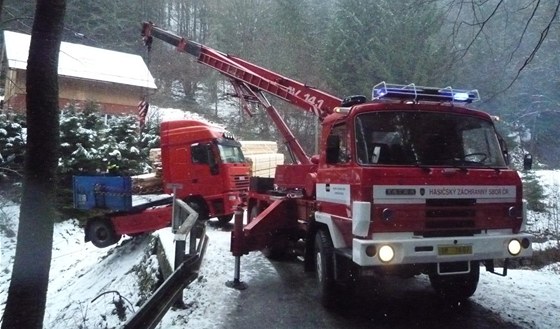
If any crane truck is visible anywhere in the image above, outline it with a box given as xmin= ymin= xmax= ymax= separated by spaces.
xmin=74 ymin=119 xmax=250 ymax=248
xmin=142 ymin=22 xmax=533 ymax=303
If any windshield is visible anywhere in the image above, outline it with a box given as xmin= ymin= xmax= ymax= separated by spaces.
xmin=217 ymin=143 xmax=246 ymax=164
xmin=355 ymin=111 xmax=506 ymax=167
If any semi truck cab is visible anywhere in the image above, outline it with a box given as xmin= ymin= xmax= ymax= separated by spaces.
xmin=160 ymin=120 xmax=250 ymax=221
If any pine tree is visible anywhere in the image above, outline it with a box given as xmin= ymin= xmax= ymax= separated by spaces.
xmin=324 ymin=0 xmax=453 ymax=97
xmin=523 ymin=171 xmax=547 ymax=212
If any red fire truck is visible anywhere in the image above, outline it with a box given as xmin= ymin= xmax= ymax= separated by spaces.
xmin=142 ymin=22 xmax=533 ymax=303
xmin=74 ymin=119 xmax=250 ymax=248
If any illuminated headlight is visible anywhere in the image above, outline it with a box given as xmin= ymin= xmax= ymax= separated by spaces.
xmin=507 ymin=239 xmax=522 ymax=256
xmin=378 ymin=245 xmax=395 ymax=263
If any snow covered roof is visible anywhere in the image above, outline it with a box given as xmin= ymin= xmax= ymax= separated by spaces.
xmin=3 ymin=30 xmax=157 ymax=89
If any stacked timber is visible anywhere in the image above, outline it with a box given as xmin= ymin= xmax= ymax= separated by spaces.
xmin=239 ymin=141 xmax=279 ymax=155
xmin=247 ymin=153 xmax=284 ymax=177
xmin=131 ymin=148 xmax=163 ymax=194
xmin=131 ymin=172 xmax=163 ymax=194
xmin=149 ymin=148 xmax=163 ymax=176
xmin=240 ymin=141 xmax=285 ymax=178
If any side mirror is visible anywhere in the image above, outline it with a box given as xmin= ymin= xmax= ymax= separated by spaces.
xmin=523 ymin=154 xmax=533 ymax=171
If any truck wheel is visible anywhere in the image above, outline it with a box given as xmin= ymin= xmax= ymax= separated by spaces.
xmin=217 ymin=215 xmax=232 ymax=224
xmin=186 ymin=199 xmax=209 ymax=221
xmin=429 ymin=261 xmax=480 ymax=302
xmin=87 ymin=218 xmax=119 ymax=248
xmin=314 ymin=229 xmax=337 ymax=306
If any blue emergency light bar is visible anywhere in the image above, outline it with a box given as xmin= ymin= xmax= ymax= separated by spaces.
xmin=372 ymin=82 xmax=480 ymax=104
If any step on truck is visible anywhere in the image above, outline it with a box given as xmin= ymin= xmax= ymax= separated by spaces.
xmin=74 ymin=119 xmax=250 ymax=248
xmin=142 ymin=22 xmax=533 ymax=303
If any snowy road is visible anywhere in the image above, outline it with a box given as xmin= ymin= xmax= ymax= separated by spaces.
xmin=221 ymin=259 xmax=523 ymax=329
xmin=160 ymin=223 xmax=555 ymax=329
xmin=1 ymin=203 xmax=559 ymax=329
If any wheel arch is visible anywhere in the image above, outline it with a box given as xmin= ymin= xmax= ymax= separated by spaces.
xmin=314 ymin=212 xmax=346 ymax=248
xmin=182 ymin=195 xmax=210 ymax=220
xmin=304 ymin=212 xmax=350 ymax=272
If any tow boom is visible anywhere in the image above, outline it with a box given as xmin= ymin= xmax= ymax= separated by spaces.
xmin=141 ymin=22 xmax=342 ymax=164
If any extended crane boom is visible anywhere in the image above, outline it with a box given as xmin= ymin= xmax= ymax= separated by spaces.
xmin=141 ymin=21 xmax=342 ymax=164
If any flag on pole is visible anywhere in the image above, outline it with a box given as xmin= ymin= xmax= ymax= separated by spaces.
xmin=138 ymin=99 xmax=149 ymax=130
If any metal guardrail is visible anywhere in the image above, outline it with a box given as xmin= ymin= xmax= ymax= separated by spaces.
xmin=122 ymin=196 xmax=207 ymax=329
xmin=122 ymin=230 xmax=208 ymax=329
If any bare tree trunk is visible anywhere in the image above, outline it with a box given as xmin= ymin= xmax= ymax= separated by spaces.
xmin=1 ymin=1 xmax=66 ymax=328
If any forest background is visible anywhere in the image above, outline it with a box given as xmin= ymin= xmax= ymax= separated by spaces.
xmin=1 ymin=0 xmax=559 ymax=178
xmin=0 ymin=1 xmax=558 ymax=326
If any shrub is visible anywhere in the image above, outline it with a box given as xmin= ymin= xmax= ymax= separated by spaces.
xmin=0 ymin=112 xmax=26 ymax=179
xmin=522 ymin=171 xmax=547 ymax=212
xmin=0 ymin=103 xmax=160 ymax=215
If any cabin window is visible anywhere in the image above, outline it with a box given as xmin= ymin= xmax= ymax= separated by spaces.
xmin=326 ymin=123 xmax=350 ymax=164
xmin=191 ymin=143 xmax=209 ymax=164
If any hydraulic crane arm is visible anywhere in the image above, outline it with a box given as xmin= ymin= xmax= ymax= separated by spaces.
xmin=141 ymin=22 xmax=341 ymax=117
xmin=141 ymin=22 xmax=343 ymax=164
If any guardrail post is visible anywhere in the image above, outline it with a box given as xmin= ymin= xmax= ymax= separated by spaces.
xmin=123 ymin=183 xmax=206 ymax=328
xmin=167 ymin=183 xmax=187 ymax=308
xmin=226 ymin=206 xmax=247 ymax=290
xmin=173 ymin=239 xmax=186 ymax=308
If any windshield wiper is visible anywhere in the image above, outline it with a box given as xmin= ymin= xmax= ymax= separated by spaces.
xmin=450 ymin=158 xmax=505 ymax=172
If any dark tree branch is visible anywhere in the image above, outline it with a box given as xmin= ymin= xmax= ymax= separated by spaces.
xmin=508 ymin=0 xmax=540 ymax=63
xmin=456 ymin=0 xmax=504 ymax=62
xmin=509 ymin=0 xmax=560 ymax=87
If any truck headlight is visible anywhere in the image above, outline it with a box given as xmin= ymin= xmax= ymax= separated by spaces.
xmin=507 ymin=239 xmax=522 ymax=256
xmin=378 ymin=245 xmax=395 ymax=263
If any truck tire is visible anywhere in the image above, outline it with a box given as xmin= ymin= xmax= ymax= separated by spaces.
xmin=314 ymin=229 xmax=338 ymax=306
xmin=429 ymin=261 xmax=480 ymax=302
xmin=86 ymin=218 xmax=119 ymax=248
xmin=185 ymin=199 xmax=209 ymax=221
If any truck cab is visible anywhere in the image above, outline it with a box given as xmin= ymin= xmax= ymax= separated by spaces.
xmin=78 ymin=119 xmax=250 ymax=249
xmin=160 ymin=120 xmax=250 ymax=222
xmin=306 ymin=83 xmax=532 ymax=301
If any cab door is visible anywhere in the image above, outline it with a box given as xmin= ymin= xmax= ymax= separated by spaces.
xmin=188 ymin=142 xmax=223 ymax=196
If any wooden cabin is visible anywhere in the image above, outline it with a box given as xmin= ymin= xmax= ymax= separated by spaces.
xmin=1 ymin=30 xmax=157 ymax=115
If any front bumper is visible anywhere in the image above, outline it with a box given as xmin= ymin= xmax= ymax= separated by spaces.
xmin=352 ymin=231 xmax=533 ymax=266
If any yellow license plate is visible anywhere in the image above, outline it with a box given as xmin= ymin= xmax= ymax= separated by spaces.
xmin=438 ymin=245 xmax=472 ymax=256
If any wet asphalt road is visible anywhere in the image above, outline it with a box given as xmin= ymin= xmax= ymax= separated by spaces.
xmin=210 ymin=224 xmax=524 ymax=329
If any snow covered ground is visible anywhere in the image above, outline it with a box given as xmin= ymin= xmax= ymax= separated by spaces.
xmin=1 ymin=171 xmax=560 ymax=328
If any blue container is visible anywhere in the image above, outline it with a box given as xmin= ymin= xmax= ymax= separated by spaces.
xmin=73 ymin=175 xmax=133 ymax=211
